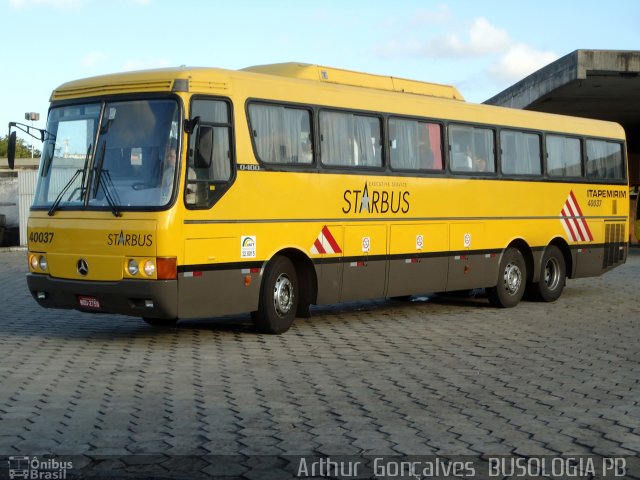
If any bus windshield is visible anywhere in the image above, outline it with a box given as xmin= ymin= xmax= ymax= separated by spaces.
xmin=33 ymin=98 xmax=180 ymax=211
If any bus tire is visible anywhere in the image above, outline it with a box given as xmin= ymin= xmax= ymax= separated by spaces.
xmin=143 ymin=317 xmax=178 ymax=327
xmin=487 ymin=247 xmax=526 ymax=308
xmin=253 ymin=255 xmax=298 ymax=334
xmin=529 ymin=245 xmax=566 ymax=302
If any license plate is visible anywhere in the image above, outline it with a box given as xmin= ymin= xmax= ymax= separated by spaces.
xmin=78 ymin=296 xmax=101 ymax=310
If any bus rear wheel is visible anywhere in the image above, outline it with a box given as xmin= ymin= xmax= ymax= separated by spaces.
xmin=253 ymin=255 xmax=298 ymax=334
xmin=487 ymin=247 xmax=526 ymax=308
xmin=529 ymin=245 xmax=566 ymax=302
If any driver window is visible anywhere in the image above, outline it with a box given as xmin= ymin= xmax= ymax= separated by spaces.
xmin=187 ymin=99 xmax=233 ymax=207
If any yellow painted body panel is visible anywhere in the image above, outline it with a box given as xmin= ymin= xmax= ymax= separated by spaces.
xmin=28 ymin=213 xmax=160 ymax=280
xmin=183 ymin=171 xmax=628 ymax=263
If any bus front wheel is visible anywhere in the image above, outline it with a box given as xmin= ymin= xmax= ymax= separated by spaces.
xmin=529 ymin=245 xmax=566 ymax=302
xmin=253 ymin=255 xmax=298 ymax=334
xmin=487 ymin=247 xmax=527 ymax=308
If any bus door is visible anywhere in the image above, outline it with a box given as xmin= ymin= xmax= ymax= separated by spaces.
xmin=340 ymin=224 xmax=387 ymax=302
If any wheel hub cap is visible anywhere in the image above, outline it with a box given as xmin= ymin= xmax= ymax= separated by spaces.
xmin=503 ymin=262 xmax=522 ymax=295
xmin=544 ymin=258 xmax=560 ymax=290
xmin=273 ymin=273 xmax=294 ymax=317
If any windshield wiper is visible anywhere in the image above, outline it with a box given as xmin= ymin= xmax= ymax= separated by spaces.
xmin=92 ymin=141 xmax=106 ymax=197
xmin=65 ymin=144 xmax=92 ymax=204
xmin=99 ymin=170 xmax=122 ymax=217
xmin=48 ymin=169 xmax=83 ymax=216
xmin=79 ymin=143 xmax=92 ymax=200
xmin=48 ymin=143 xmax=94 ymax=216
xmin=90 ymin=140 xmax=121 ymax=217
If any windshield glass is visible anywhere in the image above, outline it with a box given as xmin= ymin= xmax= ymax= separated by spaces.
xmin=33 ymin=98 xmax=180 ymax=210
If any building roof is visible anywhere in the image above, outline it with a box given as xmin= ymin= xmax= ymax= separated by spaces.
xmin=484 ymin=50 xmax=640 ymax=127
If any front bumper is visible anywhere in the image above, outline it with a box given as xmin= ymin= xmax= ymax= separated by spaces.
xmin=26 ymin=273 xmax=178 ymax=319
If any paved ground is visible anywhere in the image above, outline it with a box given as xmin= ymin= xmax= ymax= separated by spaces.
xmin=0 ymin=248 xmax=638 ymax=479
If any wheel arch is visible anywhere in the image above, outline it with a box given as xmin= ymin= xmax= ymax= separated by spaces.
xmin=547 ymin=237 xmax=574 ymax=279
xmin=268 ymin=247 xmax=318 ymax=312
xmin=505 ymin=238 xmax=534 ymax=285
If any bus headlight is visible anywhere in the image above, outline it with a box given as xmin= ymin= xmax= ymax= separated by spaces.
xmin=29 ymin=254 xmax=47 ymax=272
xmin=143 ymin=260 xmax=155 ymax=277
xmin=127 ymin=259 xmax=139 ymax=276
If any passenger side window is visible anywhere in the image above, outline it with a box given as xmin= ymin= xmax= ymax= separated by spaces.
xmin=586 ymin=139 xmax=624 ymax=180
xmin=500 ymin=130 xmax=541 ymax=175
xmin=389 ymin=118 xmax=443 ymax=171
xmin=546 ymin=135 xmax=581 ymax=177
xmin=449 ymin=124 xmax=495 ymax=173
xmin=320 ymin=111 xmax=382 ymax=168
xmin=187 ymin=99 xmax=233 ymax=208
xmin=248 ymin=104 xmax=313 ymax=164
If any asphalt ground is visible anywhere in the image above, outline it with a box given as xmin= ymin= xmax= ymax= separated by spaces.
xmin=0 ymin=248 xmax=638 ymax=479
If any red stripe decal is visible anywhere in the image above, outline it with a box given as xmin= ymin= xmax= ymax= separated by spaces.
xmin=564 ymin=201 xmax=586 ymax=241
xmin=569 ymin=191 xmax=584 ymax=216
xmin=561 ymin=207 xmax=579 ymax=242
xmin=321 ymin=226 xmax=342 ymax=253
xmin=568 ymin=191 xmax=593 ymax=241
xmin=314 ymin=238 xmax=326 ymax=254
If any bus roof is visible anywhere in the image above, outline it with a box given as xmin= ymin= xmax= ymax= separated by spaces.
xmin=51 ymin=63 xmax=465 ymax=102
xmin=241 ymin=63 xmax=465 ymax=101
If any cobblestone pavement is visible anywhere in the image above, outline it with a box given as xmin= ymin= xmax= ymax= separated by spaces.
xmin=0 ymin=249 xmax=638 ymax=479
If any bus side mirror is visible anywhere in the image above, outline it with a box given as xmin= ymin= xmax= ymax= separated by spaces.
xmin=7 ymin=131 xmax=17 ymax=170
xmin=195 ymin=126 xmax=213 ymax=169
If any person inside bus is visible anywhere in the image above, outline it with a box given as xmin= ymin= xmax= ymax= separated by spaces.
xmin=475 ymin=156 xmax=487 ymax=172
xmin=160 ymin=141 xmax=177 ymax=198
xmin=300 ymin=138 xmax=313 ymax=163
xmin=464 ymin=145 xmax=474 ymax=170
xmin=185 ymin=166 xmax=197 ymax=204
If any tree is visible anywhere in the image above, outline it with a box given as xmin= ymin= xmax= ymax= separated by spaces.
xmin=0 ymin=134 xmax=41 ymax=158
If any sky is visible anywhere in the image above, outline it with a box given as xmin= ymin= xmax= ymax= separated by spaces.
xmin=2 ymin=0 xmax=639 ymax=144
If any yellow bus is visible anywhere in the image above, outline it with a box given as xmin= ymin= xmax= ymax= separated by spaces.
xmin=9 ymin=63 xmax=629 ymax=333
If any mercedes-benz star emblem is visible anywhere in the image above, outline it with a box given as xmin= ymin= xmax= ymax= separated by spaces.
xmin=77 ymin=259 xmax=89 ymax=276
